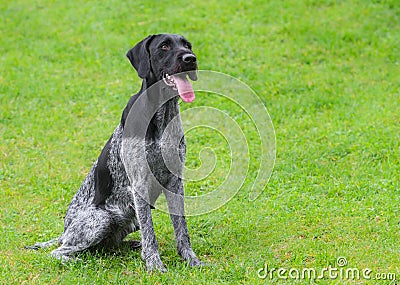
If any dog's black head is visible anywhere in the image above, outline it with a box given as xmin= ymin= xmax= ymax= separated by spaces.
xmin=127 ymin=34 xmax=197 ymax=103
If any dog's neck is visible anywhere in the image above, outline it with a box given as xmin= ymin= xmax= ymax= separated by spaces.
xmin=122 ymin=76 xmax=182 ymax=141
xmin=142 ymin=78 xmax=181 ymax=140
xmin=147 ymin=96 xmax=180 ymax=140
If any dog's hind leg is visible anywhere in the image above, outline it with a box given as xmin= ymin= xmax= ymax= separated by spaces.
xmin=164 ymin=177 xmax=203 ymax=267
xmin=51 ymin=207 xmax=114 ymax=261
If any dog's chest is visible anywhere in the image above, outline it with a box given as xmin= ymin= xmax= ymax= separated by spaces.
xmin=145 ymin=126 xmax=185 ymax=184
xmin=121 ymin=99 xmax=185 ymax=185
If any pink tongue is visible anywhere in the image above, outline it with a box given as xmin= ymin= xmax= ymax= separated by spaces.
xmin=172 ymin=75 xmax=195 ymax=103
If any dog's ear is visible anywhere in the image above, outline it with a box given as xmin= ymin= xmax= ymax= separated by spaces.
xmin=126 ymin=35 xmax=156 ymax=79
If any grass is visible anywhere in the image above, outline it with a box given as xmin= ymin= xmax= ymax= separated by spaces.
xmin=1 ymin=0 xmax=399 ymax=284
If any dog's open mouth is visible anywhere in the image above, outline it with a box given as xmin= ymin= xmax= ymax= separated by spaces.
xmin=163 ymin=72 xmax=196 ymax=103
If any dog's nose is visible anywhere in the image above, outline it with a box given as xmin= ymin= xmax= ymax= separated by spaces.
xmin=182 ymin=53 xmax=197 ymax=64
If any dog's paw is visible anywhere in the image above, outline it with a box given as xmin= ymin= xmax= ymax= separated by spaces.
xmin=51 ymin=252 xmax=75 ymax=264
xmin=179 ymin=248 xmax=205 ymax=268
xmin=188 ymin=257 xmax=206 ymax=268
xmin=51 ymin=248 xmax=81 ymax=264
xmin=145 ymin=255 xmax=167 ymax=273
xmin=127 ymin=240 xmax=141 ymax=250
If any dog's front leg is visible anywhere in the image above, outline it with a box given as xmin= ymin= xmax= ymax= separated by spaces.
xmin=165 ymin=178 xmax=203 ymax=267
xmin=133 ymin=187 xmax=167 ymax=272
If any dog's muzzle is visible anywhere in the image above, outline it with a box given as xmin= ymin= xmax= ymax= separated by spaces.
xmin=162 ymin=71 xmax=197 ymax=103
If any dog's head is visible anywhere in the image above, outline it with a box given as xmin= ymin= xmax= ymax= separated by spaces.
xmin=127 ymin=34 xmax=197 ymax=103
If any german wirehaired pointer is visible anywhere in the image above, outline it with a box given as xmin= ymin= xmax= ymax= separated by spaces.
xmin=28 ymin=34 xmax=202 ymax=272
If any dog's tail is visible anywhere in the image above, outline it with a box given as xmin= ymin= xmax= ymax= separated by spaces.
xmin=25 ymin=238 xmax=58 ymax=250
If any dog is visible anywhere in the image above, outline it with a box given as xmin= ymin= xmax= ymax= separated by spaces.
xmin=27 ymin=34 xmax=202 ymax=272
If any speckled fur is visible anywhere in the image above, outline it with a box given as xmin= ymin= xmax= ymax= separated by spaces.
xmin=122 ymin=97 xmax=202 ymax=272
xmin=51 ymin=124 xmax=139 ymax=259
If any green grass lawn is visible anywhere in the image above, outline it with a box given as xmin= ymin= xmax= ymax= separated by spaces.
xmin=1 ymin=0 xmax=399 ymax=284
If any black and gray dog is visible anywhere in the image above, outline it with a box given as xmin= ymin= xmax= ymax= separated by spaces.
xmin=28 ymin=34 xmax=202 ymax=272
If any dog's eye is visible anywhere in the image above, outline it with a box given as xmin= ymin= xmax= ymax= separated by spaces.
xmin=161 ymin=44 xmax=170 ymax=51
